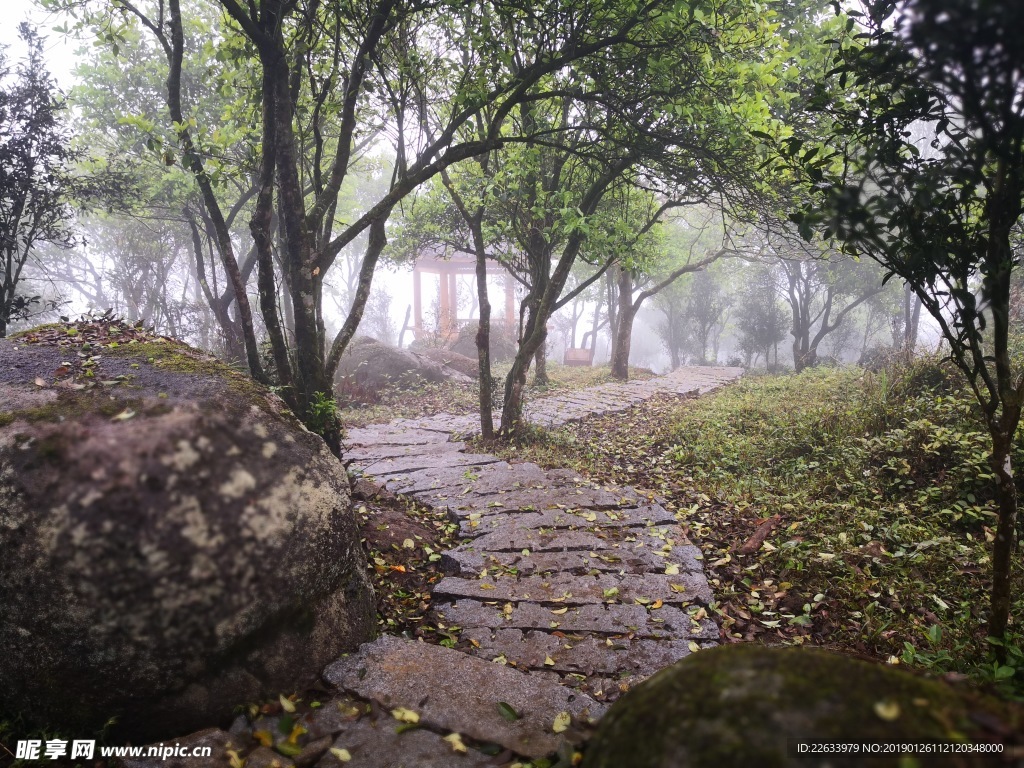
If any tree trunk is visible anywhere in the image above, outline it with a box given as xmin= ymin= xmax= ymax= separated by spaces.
xmin=610 ymin=267 xmax=634 ymax=380
xmin=474 ymin=236 xmax=494 ymax=441
xmin=533 ymin=340 xmax=549 ymax=386
xmin=987 ymin=428 xmax=1018 ymax=651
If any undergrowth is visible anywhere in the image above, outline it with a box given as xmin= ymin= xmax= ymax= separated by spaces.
xmin=504 ymin=357 xmax=1024 ymax=699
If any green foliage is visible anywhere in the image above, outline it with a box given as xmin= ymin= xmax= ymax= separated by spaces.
xmin=506 ymin=359 xmax=1024 ymax=698
xmin=306 ymin=391 xmax=340 ymax=439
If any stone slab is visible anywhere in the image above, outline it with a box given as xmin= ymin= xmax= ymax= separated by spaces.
xmin=344 ymin=440 xmax=467 ymax=462
xmin=356 ymin=452 xmax=505 ymax=477
xmin=456 ymin=504 xmax=676 ymax=537
xmin=442 ymin=486 xmax=639 ymax=516
xmin=462 ymin=628 xmax=696 ymax=677
xmin=435 ymin=600 xmax=718 ymax=639
xmin=315 ymin=720 xmax=499 ymax=768
xmin=324 ymin=636 xmax=605 ymax=759
xmin=432 ymin=571 xmax=712 ymax=606
xmin=382 ymin=463 xmax=514 ymax=495
xmin=442 ymin=541 xmax=705 ymax=578
xmin=345 ymin=427 xmax=454 ymax=447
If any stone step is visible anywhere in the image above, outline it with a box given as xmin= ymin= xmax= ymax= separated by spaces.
xmin=434 ymin=599 xmax=718 ymax=639
xmin=344 ymin=440 xmax=467 ymax=462
xmin=454 ymin=503 xmax=676 ymax=537
xmin=460 ymin=628 xmax=702 ymax=678
xmin=353 ymin=452 xmax=505 ymax=477
xmin=432 ymin=571 xmax=712 ymax=606
xmin=324 ymin=635 xmax=605 ymax=759
xmin=442 ymin=541 xmax=704 ymax=578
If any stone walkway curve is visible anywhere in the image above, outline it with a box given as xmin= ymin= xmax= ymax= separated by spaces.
xmin=331 ymin=368 xmax=744 ymax=753
xmin=129 ymin=366 xmax=743 ymax=768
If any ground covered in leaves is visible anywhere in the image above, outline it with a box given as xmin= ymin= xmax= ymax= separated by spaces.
xmin=500 ymin=359 xmax=1024 ymax=701
xmin=351 ymin=481 xmax=466 ymax=645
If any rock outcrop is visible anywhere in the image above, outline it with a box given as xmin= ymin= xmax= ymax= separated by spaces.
xmin=0 ymin=323 xmax=376 ymax=740
xmin=336 ymin=337 xmax=471 ymax=395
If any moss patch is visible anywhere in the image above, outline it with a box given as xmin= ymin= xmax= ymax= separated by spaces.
xmin=583 ymin=644 xmax=1022 ymax=768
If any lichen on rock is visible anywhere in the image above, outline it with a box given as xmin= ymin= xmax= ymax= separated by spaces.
xmin=0 ymin=324 xmax=376 ymax=741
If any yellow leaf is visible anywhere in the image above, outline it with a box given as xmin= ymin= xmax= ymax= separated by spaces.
xmin=670 ymin=583 xmax=687 ymax=593
xmin=330 ymin=747 xmax=352 ymax=762
xmin=550 ymin=607 xmax=569 ymax=615
xmin=582 ymin=512 xmax=597 ymax=522
xmin=403 ymin=538 xmax=415 ymax=549
xmin=444 ymin=733 xmax=467 ymax=754
xmin=227 ymin=749 xmax=244 ymax=768
xmin=279 ymin=694 xmax=296 ymax=713
xmin=553 ymin=711 xmax=571 ymax=733
xmin=651 ymin=599 xmax=663 ymax=609
xmin=544 ymin=655 xmax=555 ymax=666
xmin=874 ymin=700 xmax=901 ymax=721
xmin=480 ymin=583 xmax=496 ymax=590
xmin=688 ymin=641 xmax=701 ymax=653
xmin=665 ymin=564 xmax=680 ymax=575
xmin=253 ymin=730 xmax=274 ymax=747
xmin=391 ymin=707 xmax=420 ymax=723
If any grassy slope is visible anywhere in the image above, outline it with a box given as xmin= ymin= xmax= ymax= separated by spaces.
xmin=502 ymin=359 xmax=1024 ymax=699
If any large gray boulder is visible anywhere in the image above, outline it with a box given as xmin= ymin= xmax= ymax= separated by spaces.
xmin=0 ymin=323 xmax=376 ymax=741
xmin=417 ymin=347 xmax=480 ymax=379
xmin=449 ymin=323 xmax=518 ymax=362
xmin=583 ymin=644 xmax=1020 ymax=768
xmin=336 ymin=336 xmax=471 ymax=395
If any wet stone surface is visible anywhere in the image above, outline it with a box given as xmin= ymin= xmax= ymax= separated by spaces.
xmin=324 ymin=636 xmax=605 ymax=759
xmin=129 ymin=366 xmax=741 ymax=767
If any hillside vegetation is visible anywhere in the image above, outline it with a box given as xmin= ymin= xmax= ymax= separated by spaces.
xmin=505 ymin=359 xmax=1024 ymax=699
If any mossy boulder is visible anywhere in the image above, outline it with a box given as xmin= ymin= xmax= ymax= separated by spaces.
xmin=0 ymin=324 xmax=376 ymax=741
xmin=583 ymin=645 xmax=1020 ymax=768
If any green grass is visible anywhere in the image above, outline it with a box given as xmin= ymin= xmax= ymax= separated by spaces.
xmin=503 ymin=358 xmax=1024 ymax=699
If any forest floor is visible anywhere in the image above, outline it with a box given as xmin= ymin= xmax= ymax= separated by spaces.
xmin=357 ymin=359 xmax=1024 ymax=703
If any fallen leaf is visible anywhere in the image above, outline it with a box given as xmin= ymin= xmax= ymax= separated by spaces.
xmin=279 ymin=694 xmax=296 ymax=713
xmin=552 ymin=711 xmax=571 ymax=733
xmin=403 ymin=538 xmax=415 ymax=549
xmin=110 ymin=409 xmax=136 ymax=422
xmin=497 ymin=702 xmax=520 ymax=721
xmin=665 ymin=564 xmax=680 ymax=575
xmin=34 ymin=377 xmax=47 ymax=387
xmin=544 ymin=655 xmax=556 ymax=666
xmin=329 ymin=748 xmax=352 ymax=762
xmin=253 ymin=730 xmax=273 ymax=747
xmin=551 ymin=607 xmax=569 ymax=615
xmin=874 ymin=700 xmax=901 ymax=721
xmin=391 ymin=707 xmax=420 ymax=724
xmin=443 ymin=733 xmax=467 ymax=754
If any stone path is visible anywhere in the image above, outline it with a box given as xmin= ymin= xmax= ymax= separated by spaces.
xmin=129 ymin=366 xmax=742 ymax=768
